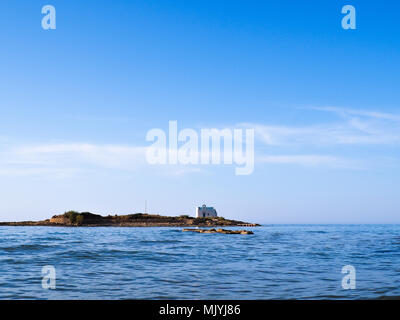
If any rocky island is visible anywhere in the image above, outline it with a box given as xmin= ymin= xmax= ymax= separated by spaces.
xmin=0 ymin=211 xmax=259 ymax=228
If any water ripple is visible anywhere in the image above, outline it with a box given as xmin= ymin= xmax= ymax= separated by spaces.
xmin=1 ymin=225 xmax=400 ymax=299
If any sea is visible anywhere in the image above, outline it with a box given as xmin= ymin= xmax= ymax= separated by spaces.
xmin=1 ymin=224 xmax=400 ymax=299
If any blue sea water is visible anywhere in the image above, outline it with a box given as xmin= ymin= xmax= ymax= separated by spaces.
xmin=1 ymin=225 xmax=400 ymax=300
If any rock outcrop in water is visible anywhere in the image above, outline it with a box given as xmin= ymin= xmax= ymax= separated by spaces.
xmin=182 ymin=228 xmax=254 ymax=235
xmin=0 ymin=211 xmax=259 ymax=228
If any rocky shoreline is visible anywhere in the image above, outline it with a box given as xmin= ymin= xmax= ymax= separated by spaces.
xmin=0 ymin=211 xmax=260 ymax=228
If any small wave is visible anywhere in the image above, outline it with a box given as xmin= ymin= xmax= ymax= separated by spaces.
xmin=307 ymin=231 xmax=328 ymax=234
xmin=31 ymin=236 xmax=64 ymax=241
xmin=1 ymin=243 xmax=53 ymax=252
xmin=377 ymin=295 xmax=400 ymax=300
xmin=139 ymin=240 xmax=182 ymax=244
xmin=374 ymin=249 xmax=396 ymax=254
xmin=270 ymin=232 xmax=283 ymax=237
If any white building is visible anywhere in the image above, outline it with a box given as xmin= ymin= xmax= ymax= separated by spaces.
xmin=196 ymin=204 xmax=218 ymax=218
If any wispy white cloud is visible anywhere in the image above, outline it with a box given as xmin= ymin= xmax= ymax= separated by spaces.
xmin=0 ymin=143 xmax=147 ymax=177
xmin=309 ymin=106 xmax=400 ymax=122
xmin=161 ymin=167 xmax=203 ymax=176
xmin=1 ymin=107 xmax=398 ymax=177
xmin=0 ymin=143 xmax=204 ymax=177
xmin=242 ymin=107 xmax=400 ymax=146
xmin=0 ymin=167 xmax=81 ymax=178
xmin=256 ymin=154 xmax=363 ymax=169
xmin=13 ymin=143 xmax=147 ymax=169
xmin=238 ymin=107 xmax=400 ymax=170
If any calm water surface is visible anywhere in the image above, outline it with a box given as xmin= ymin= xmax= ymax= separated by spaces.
xmin=1 ymin=225 xmax=400 ymax=299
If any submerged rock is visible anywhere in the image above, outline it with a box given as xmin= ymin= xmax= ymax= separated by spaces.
xmin=182 ymin=228 xmax=254 ymax=235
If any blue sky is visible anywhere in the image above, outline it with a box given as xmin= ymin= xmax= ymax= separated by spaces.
xmin=0 ymin=0 xmax=400 ymax=223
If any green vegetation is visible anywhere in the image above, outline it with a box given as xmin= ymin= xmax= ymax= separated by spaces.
xmin=63 ymin=211 xmax=100 ymax=225
xmin=75 ymin=215 xmax=84 ymax=226
xmin=127 ymin=213 xmax=148 ymax=219
xmin=64 ymin=211 xmax=80 ymax=224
